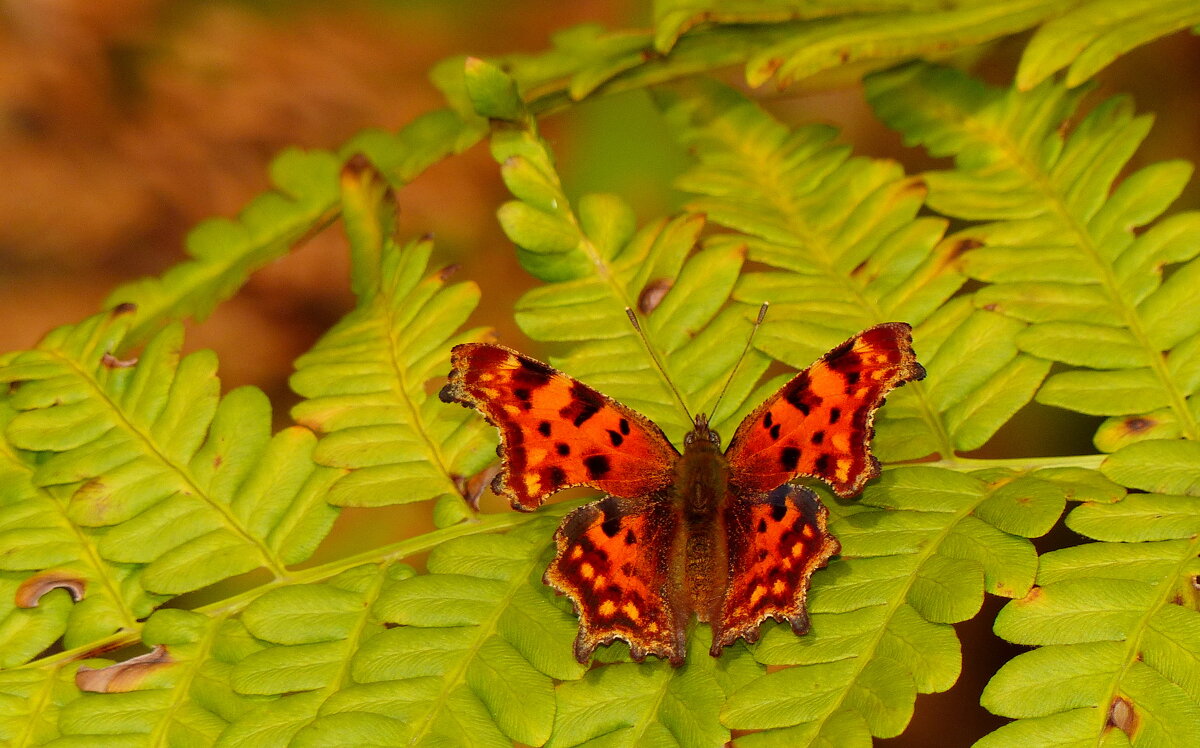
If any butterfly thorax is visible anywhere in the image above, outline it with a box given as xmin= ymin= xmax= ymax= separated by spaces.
xmin=674 ymin=413 xmax=731 ymax=622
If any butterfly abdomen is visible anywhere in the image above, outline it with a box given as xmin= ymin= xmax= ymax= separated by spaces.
xmin=675 ymin=433 xmax=732 ymax=623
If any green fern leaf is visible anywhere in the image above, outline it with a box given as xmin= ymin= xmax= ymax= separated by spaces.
xmin=0 ymin=660 xmax=84 ymax=745
xmin=289 ymin=235 xmax=496 ymax=516
xmin=1017 ymin=0 xmax=1200 ymax=89
xmin=979 ymin=483 xmax=1200 ymax=746
xmin=103 ymin=150 xmax=341 ymax=348
xmin=659 ymin=81 xmax=1048 ymax=459
xmin=214 ymin=516 xmax=582 ymax=747
xmin=0 ymin=310 xmax=340 ymax=633
xmin=867 ymin=62 xmax=1200 ymax=450
xmin=658 ymin=1 xmax=1061 ymax=87
xmin=720 ymin=465 xmax=1058 ymax=744
xmin=477 ymin=82 xmax=770 ymax=439
xmin=548 ymin=625 xmax=763 ymax=747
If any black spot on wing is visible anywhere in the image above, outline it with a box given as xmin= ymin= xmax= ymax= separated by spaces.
xmin=547 ymin=465 xmax=567 ymax=488
xmin=781 ymin=446 xmax=801 ymax=471
xmin=598 ymin=497 xmax=621 ymax=538
xmin=815 ymin=454 xmax=831 ymax=475
xmin=811 ymin=430 xmax=824 ymax=444
xmin=619 ymin=418 xmax=630 ymax=435
xmin=770 ymin=501 xmax=788 ymax=521
xmin=607 ymin=429 xmax=624 ymax=447
xmin=757 ymin=518 xmax=767 ymax=533
xmin=763 ymin=411 xmax=773 ymax=429
xmin=845 ymin=371 xmax=861 ymax=386
xmin=783 ymin=372 xmax=823 ymax=416
xmin=514 ymin=356 xmax=554 ymax=387
xmin=829 ymin=408 xmax=841 ymax=424
xmin=770 ymin=423 xmax=781 ymax=440
xmin=561 ymin=381 xmax=604 ymax=427
xmin=825 ymin=339 xmax=854 ymax=362
xmin=537 ymin=421 xmax=552 ymax=436
xmin=514 ymin=387 xmax=531 ymax=401
xmin=584 ymin=454 xmax=612 ymax=480
xmin=624 ymin=529 xmax=636 ymax=545
xmin=556 ymin=442 xmax=571 ymax=456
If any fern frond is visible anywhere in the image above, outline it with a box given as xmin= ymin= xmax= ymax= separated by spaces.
xmin=867 ymin=63 xmax=1200 ymax=449
xmin=0 ymin=309 xmax=340 ymax=623
xmin=978 ymin=482 xmax=1200 ymax=746
xmin=1017 ymin=0 xmax=1200 ymax=89
xmin=721 ymin=465 xmax=1063 ymax=743
xmin=463 ymin=63 xmax=771 ymax=440
xmin=652 ymin=1 xmax=1063 ymax=86
xmin=103 ymin=150 xmax=342 ymax=348
xmin=217 ymin=517 xmax=578 ymax=747
xmin=659 ymin=81 xmax=1046 ymax=460
xmin=549 ymin=625 xmax=763 ymax=746
xmin=289 ymin=168 xmax=496 ymax=520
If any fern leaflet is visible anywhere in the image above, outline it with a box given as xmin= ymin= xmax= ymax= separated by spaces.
xmin=866 ymin=62 xmax=1200 ymax=451
xmin=0 ymin=309 xmax=340 ymax=642
xmin=659 ymin=80 xmax=1051 ymax=460
xmin=1017 ymin=0 xmax=1200 ymax=89
xmin=290 ymin=166 xmax=496 ymax=522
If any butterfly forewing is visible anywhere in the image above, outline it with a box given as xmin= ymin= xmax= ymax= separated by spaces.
xmin=439 ymin=343 xmax=680 ymax=511
xmin=723 ymin=322 xmax=925 ymax=497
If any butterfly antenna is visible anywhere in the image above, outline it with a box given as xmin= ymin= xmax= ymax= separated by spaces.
xmin=709 ymin=302 xmax=769 ymax=425
xmin=624 ymin=308 xmax=694 ymax=423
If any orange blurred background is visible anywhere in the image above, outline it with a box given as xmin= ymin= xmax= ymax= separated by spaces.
xmin=2 ymin=2 xmax=1198 ymax=745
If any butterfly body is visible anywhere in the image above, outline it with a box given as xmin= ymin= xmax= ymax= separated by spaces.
xmin=439 ymin=322 xmax=925 ymax=666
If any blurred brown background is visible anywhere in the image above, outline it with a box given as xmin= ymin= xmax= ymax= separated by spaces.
xmin=2 ymin=1 xmax=1197 ymax=745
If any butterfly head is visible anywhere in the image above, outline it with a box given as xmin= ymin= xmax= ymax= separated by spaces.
xmin=684 ymin=413 xmax=722 ymax=449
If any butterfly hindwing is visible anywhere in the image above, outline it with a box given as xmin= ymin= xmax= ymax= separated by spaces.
xmin=439 ymin=343 xmax=680 ymax=510
xmin=544 ymin=495 xmax=686 ymax=665
xmin=724 ymin=322 xmax=925 ymax=497
xmin=712 ymin=483 xmax=839 ymax=654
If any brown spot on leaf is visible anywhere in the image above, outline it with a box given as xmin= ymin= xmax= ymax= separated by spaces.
xmin=437 ymin=264 xmax=460 ymax=282
xmin=947 ymin=237 xmax=983 ymax=260
xmin=1020 ymin=586 xmax=1043 ymax=604
xmin=1107 ymin=695 xmax=1137 ymax=738
xmin=341 ymin=152 xmax=373 ymax=178
xmin=76 ymin=645 xmax=173 ymax=693
xmin=101 ymin=352 xmax=138 ymax=369
xmin=110 ymin=302 xmax=137 ymax=316
xmin=1124 ymin=417 xmax=1154 ymax=433
xmin=15 ymin=570 xmax=87 ymax=608
xmin=638 ymin=278 xmax=673 ymax=315
xmin=982 ymin=303 xmax=999 ymax=312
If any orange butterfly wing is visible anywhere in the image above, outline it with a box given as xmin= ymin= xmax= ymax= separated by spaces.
xmin=439 ymin=343 xmax=680 ymax=511
xmin=724 ymin=322 xmax=925 ymax=497
xmin=712 ymin=484 xmax=839 ymax=653
xmin=543 ymin=495 xmax=686 ymax=665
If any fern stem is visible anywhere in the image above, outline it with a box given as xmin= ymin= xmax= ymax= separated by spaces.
xmin=21 ymin=504 xmax=575 ymax=671
xmin=146 ymin=609 xmax=230 ymax=747
xmin=921 ymin=453 xmax=1105 ymax=472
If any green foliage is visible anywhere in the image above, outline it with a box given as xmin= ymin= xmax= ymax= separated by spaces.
xmin=1 ymin=3 xmax=1199 ymax=747
xmin=867 ymin=62 xmax=1200 ymax=452
xmin=290 ymin=170 xmax=496 ymax=522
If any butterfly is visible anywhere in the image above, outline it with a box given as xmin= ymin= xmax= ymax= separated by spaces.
xmin=439 ymin=320 xmax=924 ymax=666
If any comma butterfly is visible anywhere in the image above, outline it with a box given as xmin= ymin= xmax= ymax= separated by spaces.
xmin=439 ymin=318 xmax=924 ymax=666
